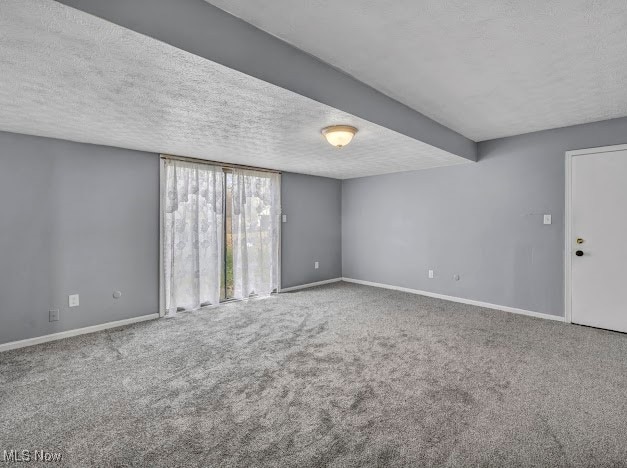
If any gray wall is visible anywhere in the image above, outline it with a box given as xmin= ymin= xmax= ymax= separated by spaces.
xmin=342 ymin=117 xmax=627 ymax=317
xmin=56 ymin=0 xmax=476 ymax=161
xmin=0 ymin=132 xmax=160 ymax=344
xmin=281 ymin=173 xmax=342 ymax=289
xmin=0 ymin=132 xmax=342 ymax=344
xmin=5 ymin=113 xmax=625 ymax=343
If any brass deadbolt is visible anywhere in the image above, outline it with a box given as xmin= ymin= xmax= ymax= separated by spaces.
xmin=576 ymin=238 xmax=584 ymax=244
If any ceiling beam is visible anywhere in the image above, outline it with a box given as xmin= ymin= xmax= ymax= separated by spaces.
xmin=55 ymin=0 xmax=477 ymax=161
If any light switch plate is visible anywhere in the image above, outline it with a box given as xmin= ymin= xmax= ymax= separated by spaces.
xmin=314 ymin=261 xmax=319 ymax=269
xmin=282 ymin=214 xmax=287 ymax=223
xmin=543 ymin=214 xmax=552 ymax=225
xmin=428 ymin=270 xmax=434 ymax=279
xmin=69 ymin=294 xmax=79 ymax=307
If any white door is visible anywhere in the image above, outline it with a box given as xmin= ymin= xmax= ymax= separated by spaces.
xmin=570 ymin=148 xmax=627 ymax=332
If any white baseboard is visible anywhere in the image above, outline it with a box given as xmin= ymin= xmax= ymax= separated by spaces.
xmin=280 ymin=277 xmax=342 ymax=293
xmin=341 ymin=277 xmax=564 ymax=322
xmin=1 ymin=278 xmax=562 ymax=352
xmin=0 ymin=313 xmax=160 ymax=353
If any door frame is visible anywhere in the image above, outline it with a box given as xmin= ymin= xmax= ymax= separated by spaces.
xmin=564 ymin=143 xmax=627 ymax=323
xmin=159 ymin=158 xmax=165 ymax=317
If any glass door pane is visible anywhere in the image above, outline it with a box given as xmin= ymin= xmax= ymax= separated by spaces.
xmin=222 ymin=171 xmax=235 ymax=301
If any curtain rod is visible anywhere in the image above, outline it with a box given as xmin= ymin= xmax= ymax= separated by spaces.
xmin=160 ymin=154 xmax=281 ymax=174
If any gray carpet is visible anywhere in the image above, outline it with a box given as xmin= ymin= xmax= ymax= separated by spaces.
xmin=1 ymin=282 xmax=627 ymax=467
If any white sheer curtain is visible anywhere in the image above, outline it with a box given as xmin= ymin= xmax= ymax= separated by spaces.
xmin=163 ymin=159 xmax=224 ymax=316
xmin=230 ymin=169 xmax=280 ymax=299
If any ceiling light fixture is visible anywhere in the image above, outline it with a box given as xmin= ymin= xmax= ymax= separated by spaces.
xmin=321 ymin=125 xmax=358 ymax=148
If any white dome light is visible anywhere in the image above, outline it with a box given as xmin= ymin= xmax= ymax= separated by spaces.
xmin=321 ymin=125 xmax=358 ymax=148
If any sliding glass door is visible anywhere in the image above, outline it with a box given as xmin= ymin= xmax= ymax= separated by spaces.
xmin=162 ymin=158 xmax=280 ymax=315
xmin=229 ymin=169 xmax=281 ymax=300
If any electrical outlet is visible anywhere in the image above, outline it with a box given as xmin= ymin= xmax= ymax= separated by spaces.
xmin=428 ymin=270 xmax=434 ymax=279
xmin=49 ymin=309 xmax=59 ymax=322
xmin=282 ymin=214 xmax=287 ymax=223
xmin=69 ymin=294 xmax=79 ymax=307
xmin=543 ymin=214 xmax=552 ymax=225
xmin=314 ymin=261 xmax=319 ymax=269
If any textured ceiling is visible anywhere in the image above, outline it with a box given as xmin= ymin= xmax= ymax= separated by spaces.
xmin=0 ymin=0 xmax=470 ymax=179
xmin=208 ymin=0 xmax=627 ymax=141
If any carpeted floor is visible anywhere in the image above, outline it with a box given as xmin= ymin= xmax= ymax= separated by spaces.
xmin=1 ymin=282 xmax=627 ymax=467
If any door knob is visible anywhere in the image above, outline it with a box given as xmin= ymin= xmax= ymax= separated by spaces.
xmin=575 ymin=250 xmax=584 ymax=257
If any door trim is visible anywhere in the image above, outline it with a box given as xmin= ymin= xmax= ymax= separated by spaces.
xmin=564 ymin=144 xmax=627 ymax=324
xmin=159 ymin=157 xmax=165 ymax=317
